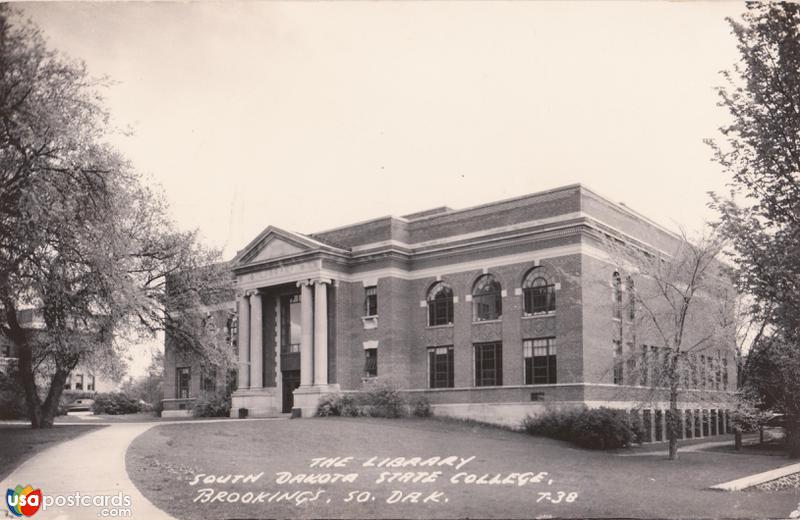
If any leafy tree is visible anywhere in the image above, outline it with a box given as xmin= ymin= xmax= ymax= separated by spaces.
xmin=707 ymin=3 xmax=800 ymax=457
xmin=0 ymin=7 xmax=232 ymax=428
xmin=120 ymin=350 xmax=165 ymax=411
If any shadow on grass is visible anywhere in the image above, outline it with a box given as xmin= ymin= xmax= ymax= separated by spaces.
xmin=0 ymin=424 xmax=106 ymax=481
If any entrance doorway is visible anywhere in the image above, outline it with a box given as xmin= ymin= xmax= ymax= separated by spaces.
xmin=282 ymin=370 xmax=300 ymax=413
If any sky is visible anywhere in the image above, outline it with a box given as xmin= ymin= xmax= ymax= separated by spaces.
xmin=19 ymin=1 xmax=746 ymax=375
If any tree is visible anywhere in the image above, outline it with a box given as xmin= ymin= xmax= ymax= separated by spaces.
xmin=120 ymin=350 xmax=165 ymax=410
xmin=0 ymin=7 xmax=232 ymax=428
xmin=600 ymin=229 xmax=737 ymax=460
xmin=707 ymin=3 xmax=800 ymax=457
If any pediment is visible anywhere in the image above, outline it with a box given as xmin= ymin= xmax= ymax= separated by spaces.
xmin=237 ymin=233 xmax=312 ymax=267
xmin=249 ymin=236 xmax=306 ymax=263
xmin=233 ymin=225 xmax=350 ymax=270
xmin=234 ymin=225 xmax=345 ymax=269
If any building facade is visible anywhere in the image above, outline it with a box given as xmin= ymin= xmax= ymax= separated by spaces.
xmin=0 ymin=308 xmax=117 ymax=394
xmin=164 ymin=184 xmax=737 ymax=439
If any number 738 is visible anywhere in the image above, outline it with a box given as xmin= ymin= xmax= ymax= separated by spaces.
xmin=537 ymin=491 xmax=578 ymax=503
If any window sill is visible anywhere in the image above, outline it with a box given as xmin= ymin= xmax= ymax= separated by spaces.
xmin=425 ymin=324 xmax=454 ymax=330
xmin=361 ymin=316 xmax=378 ymax=330
xmin=472 ymin=319 xmax=502 ymax=324
xmin=522 ymin=312 xmax=556 ymax=319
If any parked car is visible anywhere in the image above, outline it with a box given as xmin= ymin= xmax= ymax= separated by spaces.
xmin=66 ymin=398 xmax=94 ymax=412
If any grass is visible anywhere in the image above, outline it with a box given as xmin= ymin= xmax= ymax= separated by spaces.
xmin=0 ymin=424 xmax=105 ymax=481
xmin=127 ymin=416 xmax=800 ymax=519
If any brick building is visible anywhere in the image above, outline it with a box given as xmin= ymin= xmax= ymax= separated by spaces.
xmin=0 ymin=308 xmax=117 ymax=393
xmin=163 ymin=184 xmax=737 ymax=440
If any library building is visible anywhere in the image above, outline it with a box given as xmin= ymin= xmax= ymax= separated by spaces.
xmin=163 ymin=184 xmax=737 ymax=442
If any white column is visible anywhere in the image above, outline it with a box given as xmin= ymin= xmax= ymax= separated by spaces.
xmin=298 ymin=281 xmax=314 ymax=387
xmin=314 ymin=279 xmax=330 ymax=386
xmin=250 ymin=291 xmax=263 ymax=388
xmin=237 ymin=294 xmax=250 ymax=389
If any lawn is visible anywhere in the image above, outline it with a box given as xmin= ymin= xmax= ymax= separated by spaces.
xmin=0 ymin=424 xmax=105 ymax=480
xmin=126 ymin=417 xmax=800 ymax=519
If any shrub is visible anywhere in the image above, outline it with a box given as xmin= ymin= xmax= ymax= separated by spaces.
xmin=316 ymin=380 xmax=433 ymax=419
xmin=362 ymin=379 xmax=406 ymax=418
xmin=410 ymin=396 xmax=433 ymax=417
xmin=317 ymin=393 xmax=343 ymax=417
xmin=92 ymin=392 xmax=141 ymax=415
xmin=523 ymin=406 xmax=640 ymax=450
xmin=193 ymin=394 xmax=231 ymax=418
xmin=523 ymin=405 xmax=586 ymax=439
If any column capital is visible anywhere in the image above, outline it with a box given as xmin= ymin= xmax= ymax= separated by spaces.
xmin=296 ymin=279 xmax=313 ymax=288
xmin=311 ymin=277 xmax=332 ymax=286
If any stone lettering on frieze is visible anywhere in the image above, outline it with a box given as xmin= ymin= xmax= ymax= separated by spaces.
xmin=239 ymin=261 xmax=322 ymax=287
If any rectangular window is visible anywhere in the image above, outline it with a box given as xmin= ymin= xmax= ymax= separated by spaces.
xmin=626 ymin=342 xmax=637 ymax=385
xmin=364 ymin=286 xmax=378 ymax=317
xmin=525 ymin=338 xmax=557 ymax=385
xmin=280 ymin=294 xmax=301 ymax=354
xmin=474 ymin=342 xmax=503 ymax=386
xmin=87 ymin=375 xmax=95 ymax=392
xmin=226 ymin=316 xmax=238 ymax=349
xmin=201 ymin=365 xmax=216 ymax=392
xmin=640 ymin=345 xmax=649 ymax=386
xmin=364 ymin=348 xmax=377 ymax=378
xmin=176 ymin=367 xmax=190 ymax=398
xmin=428 ymin=346 xmax=454 ymax=388
xmin=74 ymin=374 xmax=84 ymax=391
xmin=722 ymin=355 xmax=729 ymax=390
xmin=473 ymin=294 xmax=502 ymax=321
xmin=428 ymin=299 xmax=453 ymax=326
xmin=64 ymin=375 xmax=72 ymax=391
xmin=650 ymin=345 xmax=659 ymax=387
xmin=524 ymin=285 xmax=556 ymax=314
xmin=613 ymin=339 xmax=623 ymax=385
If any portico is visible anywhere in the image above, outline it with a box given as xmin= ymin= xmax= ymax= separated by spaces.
xmin=230 ymin=226 xmax=345 ymax=417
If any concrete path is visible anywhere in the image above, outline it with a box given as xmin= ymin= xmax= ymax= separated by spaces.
xmin=617 ymin=437 xmax=759 ymax=457
xmin=1 ymin=418 xmax=284 ymax=520
xmin=3 ymin=423 xmax=172 ymax=520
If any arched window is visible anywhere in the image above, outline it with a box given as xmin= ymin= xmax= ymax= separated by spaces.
xmin=522 ymin=268 xmax=556 ymax=314
xmin=472 ymin=274 xmax=502 ymax=321
xmin=612 ymin=271 xmax=622 ymax=319
xmin=626 ymin=276 xmax=635 ymax=320
xmin=427 ymin=282 xmax=454 ymax=326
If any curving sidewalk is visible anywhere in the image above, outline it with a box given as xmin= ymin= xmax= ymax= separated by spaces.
xmin=2 ymin=422 xmax=174 ymax=520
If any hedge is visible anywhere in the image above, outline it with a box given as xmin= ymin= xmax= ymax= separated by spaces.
xmin=523 ymin=406 xmax=643 ymax=449
xmin=316 ymin=380 xmax=432 ymax=419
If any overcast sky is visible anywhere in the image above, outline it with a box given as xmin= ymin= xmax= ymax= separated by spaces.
xmin=22 ymin=1 xmax=745 ymax=253
xmin=19 ymin=1 xmax=745 ymax=375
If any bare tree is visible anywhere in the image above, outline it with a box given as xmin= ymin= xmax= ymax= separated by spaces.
xmin=596 ymin=228 xmax=738 ymax=460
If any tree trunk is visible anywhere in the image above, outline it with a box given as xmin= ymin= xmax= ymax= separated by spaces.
xmin=788 ymin=419 xmax=800 ymax=459
xmin=734 ymin=427 xmax=743 ymax=451
xmin=4 ymin=300 xmax=69 ymax=429
xmin=668 ymin=384 xmax=679 ymax=460
xmin=4 ymin=303 xmax=44 ymax=427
